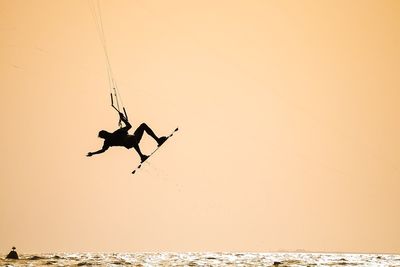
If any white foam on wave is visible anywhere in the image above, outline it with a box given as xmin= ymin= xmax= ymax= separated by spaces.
xmin=1 ymin=252 xmax=399 ymax=266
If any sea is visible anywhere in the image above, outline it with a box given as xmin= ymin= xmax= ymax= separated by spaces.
xmin=1 ymin=252 xmax=399 ymax=266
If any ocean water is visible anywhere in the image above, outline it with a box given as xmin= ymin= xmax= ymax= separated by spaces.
xmin=1 ymin=252 xmax=399 ymax=266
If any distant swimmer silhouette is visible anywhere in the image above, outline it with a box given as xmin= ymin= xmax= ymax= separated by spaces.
xmin=87 ymin=112 xmax=167 ymax=163
xmin=6 ymin=247 xmax=19 ymax=259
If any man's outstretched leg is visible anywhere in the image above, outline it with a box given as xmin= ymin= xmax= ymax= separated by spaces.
xmin=134 ymin=123 xmax=166 ymax=146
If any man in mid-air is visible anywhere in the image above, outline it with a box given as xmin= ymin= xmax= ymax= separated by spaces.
xmin=87 ymin=112 xmax=167 ymax=162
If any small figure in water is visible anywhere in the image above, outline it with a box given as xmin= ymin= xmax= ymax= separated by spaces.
xmin=87 ymin=112 xmax=167 ymax=162
xmin=6 ymin=247 xmax=19 ymax=259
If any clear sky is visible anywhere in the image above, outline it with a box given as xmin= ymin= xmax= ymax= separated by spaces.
xmin=0 ymin=0 xmax=399 ymax=254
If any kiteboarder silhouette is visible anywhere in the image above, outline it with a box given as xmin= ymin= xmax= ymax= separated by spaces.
xmin=87 ymin=112 xmax=167 ymax=163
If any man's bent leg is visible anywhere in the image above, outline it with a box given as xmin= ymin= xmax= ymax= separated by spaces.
xmin=134 ymin=123 xmax=160 ymax=143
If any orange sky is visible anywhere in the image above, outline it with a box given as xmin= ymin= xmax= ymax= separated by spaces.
xmin=0 ymin=0 xmax=399 ymax=254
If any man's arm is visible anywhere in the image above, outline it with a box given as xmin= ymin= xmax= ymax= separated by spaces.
xmin=87 ymin=143 xmax=110 ymax=157
xmin=119 ymin=112 xmax=132 ymax=131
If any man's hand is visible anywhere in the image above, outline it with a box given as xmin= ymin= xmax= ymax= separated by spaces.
xmin=119 ymin=112 xmax=126 ymax=119
xmin=87 ymin=152 xmax=93 ymax=157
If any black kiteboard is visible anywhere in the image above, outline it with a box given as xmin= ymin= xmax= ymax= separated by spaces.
xmin=132 ymin=127 xmax=178 ymax=174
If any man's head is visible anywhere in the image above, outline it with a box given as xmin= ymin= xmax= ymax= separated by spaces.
xmin=98 ymin=130 xmax=111 ymax=139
